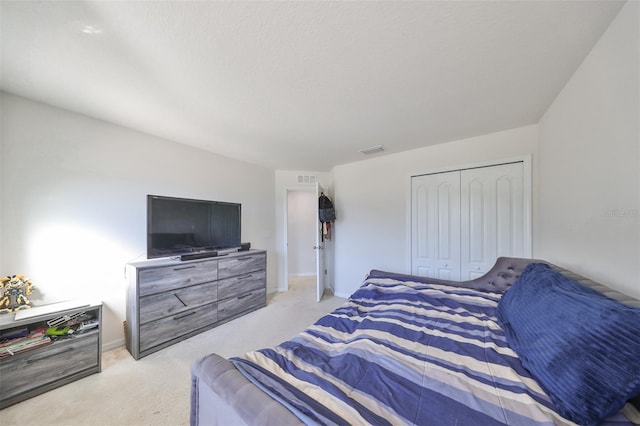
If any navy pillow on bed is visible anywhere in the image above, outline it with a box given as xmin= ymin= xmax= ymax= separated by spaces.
xmin=497 ymin=263 xmax=640 ymax=426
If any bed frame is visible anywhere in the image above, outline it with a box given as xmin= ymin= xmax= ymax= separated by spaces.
xmin=190 ymin=257 xmax=639 ymax=426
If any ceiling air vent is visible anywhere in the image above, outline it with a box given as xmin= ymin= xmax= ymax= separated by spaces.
xmin=297 ymin=175 xmax=317 ymax=184
xmin=359 ymin=145 xmax=384 ymax=155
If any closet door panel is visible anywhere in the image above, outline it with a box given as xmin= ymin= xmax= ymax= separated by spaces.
xmin=460 ymin=163 xmax=524 ymax=280
xmin=467 ymin=179 xmax=489 ymax=266
xmin=496 ymin=173 xmax=525 ymax=257
xmin=411 ymin=172 xmax=460 ymax=280
xmin=412 ymin=176 xmax=430 ymax=276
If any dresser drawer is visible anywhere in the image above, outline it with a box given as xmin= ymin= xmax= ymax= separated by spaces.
xmin=139 ymin=281 xmax=217 ymax=324
xmin=139 ymin=302 xmax=217 ymax=353
xmin=138 ymin=259 xmax=218 ymax=296
xmin=126 ymin=251 xmax=266 ymax=359
xmin=218 ymin=270 xmax=266 ymax=301
xmin=0 ymin=334 xmax=99 ymax=401
xmin=218 ymin=289 xmax=266 ymax=322
xmin=218 ymin=253 xmax=265 ymax=279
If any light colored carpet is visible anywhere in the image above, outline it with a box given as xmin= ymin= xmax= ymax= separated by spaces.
xmin=0 ymin=277 xmax=345 ymax=426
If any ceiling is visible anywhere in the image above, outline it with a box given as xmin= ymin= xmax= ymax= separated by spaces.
xmin=0 ymin=1 xmax=625 ymax=171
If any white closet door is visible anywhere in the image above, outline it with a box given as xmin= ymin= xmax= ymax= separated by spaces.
xmin=411 ymin=171 xmax=461 ymax=280
xmin=460 ymin=163 xmax=524 ymax=279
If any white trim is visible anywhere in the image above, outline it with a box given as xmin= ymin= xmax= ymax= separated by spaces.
xmin=522 ymin=155 xmax=533 ymax=258
xmin=103 ymin=338 xmax=125 ymax=352
xmin=407 ymin=155 xmax=531 ymax=178
xmin=406 ymin=154 xmax=533 ymax=273
xmin=334 ymin=291 xmax=352 ymax=299
xmin=288 ymin=272 xmax=316 ymax=278
xmin=405 ymin=172 xmax=413 ymax=274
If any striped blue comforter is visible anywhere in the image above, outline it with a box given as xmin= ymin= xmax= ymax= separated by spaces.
xmin=231 ymin=274 xmax=630 ymax=425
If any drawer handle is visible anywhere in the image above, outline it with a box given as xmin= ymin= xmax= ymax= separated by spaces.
xmin=237 ymin=293 xmax=252 ymax=300
xmin=173 ymin=311 xmax=196 ymax=320
xmin=237 ymin=274 xmax=253 ymax=280
xmin=174 ymin=265 xmax=197 ymax=271
xmin=173 ymin=293 xmax=187 ymax=307
xmin=236 ymin=256 xmax=252 ymax=261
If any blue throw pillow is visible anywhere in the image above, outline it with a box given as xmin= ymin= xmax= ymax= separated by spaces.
xmin=497 ymin=263 xmax=640 ymax=425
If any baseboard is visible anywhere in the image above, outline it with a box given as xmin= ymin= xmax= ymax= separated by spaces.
xmin=102 ymin=337 xmax=125 ymax=352
xmin=288 ymin=273 xmax=316 ymax=278
xmin=334 ymin=291 xmax=351 ymax=299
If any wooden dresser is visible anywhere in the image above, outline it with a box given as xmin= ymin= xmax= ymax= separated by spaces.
xmin=125 ymin=250 xmax=266 ymax=359
xmin=0 ymin=302 xmax=102 ymax=408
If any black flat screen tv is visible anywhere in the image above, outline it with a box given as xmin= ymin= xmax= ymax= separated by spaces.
xmin=147 ymin=195 xmax=241 ymax=259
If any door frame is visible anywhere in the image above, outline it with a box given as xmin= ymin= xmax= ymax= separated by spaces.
xmin=406 ymin=155 xmax=532 ymax=273
xmin=282 ymin=185 xmax=316 ymax=292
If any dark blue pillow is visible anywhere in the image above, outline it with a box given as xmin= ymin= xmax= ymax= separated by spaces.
xmin=497 ymin=263 xmax=640 ymax=425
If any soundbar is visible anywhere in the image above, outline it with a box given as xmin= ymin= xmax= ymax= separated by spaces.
xmin=180 ymin=251 xmax=219 ymax=261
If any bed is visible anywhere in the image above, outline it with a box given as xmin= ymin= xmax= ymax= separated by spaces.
xmin=191 ymin=257 xmax=640 ymax=426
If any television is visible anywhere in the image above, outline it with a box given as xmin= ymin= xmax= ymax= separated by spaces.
xmin=147 ymin=195 xmax=241 ymax=259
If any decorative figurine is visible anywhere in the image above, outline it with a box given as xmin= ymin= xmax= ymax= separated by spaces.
xmin=0 ymin=275 xmax=35 ymax=314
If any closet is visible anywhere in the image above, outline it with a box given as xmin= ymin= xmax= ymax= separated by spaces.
xmin=411 ymin=161 xmax=530 ymax=281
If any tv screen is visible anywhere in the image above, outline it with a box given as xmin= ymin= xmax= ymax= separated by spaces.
xmin=147 ymin=195 xmax=241 ymax=259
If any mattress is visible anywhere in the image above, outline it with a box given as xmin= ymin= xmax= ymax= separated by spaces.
xmin=231 ymin=272 xmax=626 ymax=425
xmin=191 ymin=258 xmax=640 ymax=426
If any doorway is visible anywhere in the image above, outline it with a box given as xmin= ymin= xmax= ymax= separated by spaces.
xmin=285 ymin=189 xmax=317 ymax=295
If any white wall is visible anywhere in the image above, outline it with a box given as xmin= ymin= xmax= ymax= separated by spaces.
xmin=332 ymin=125 xmax=538 ymax=297
xmin=536 ymin=1 xmax=639 ymax=299
xmin=287 ymin=190 xmax=316 ymax=276
xmin=0 ymin=93 xmax=276 ymax=349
